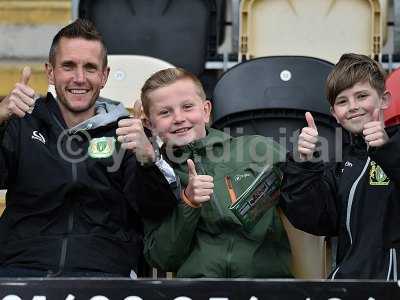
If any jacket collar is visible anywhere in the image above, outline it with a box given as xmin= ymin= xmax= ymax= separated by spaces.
xmin=32 ymin=92 xmax=67 ymax=129
xmin=161 ymin=128 xmax=231 ymax=164
xmin=31 ymin=93 xmax=129 ymax=132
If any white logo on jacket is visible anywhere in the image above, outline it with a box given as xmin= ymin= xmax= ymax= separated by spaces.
xmin=345 ymin=161 xmax=353 ymax=167
xmin=32 ymin=130 xmax=46 ymax=144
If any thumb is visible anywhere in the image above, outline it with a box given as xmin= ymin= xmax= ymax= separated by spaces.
xmin=20 ymin=66 xmax=32 ymax=85
xmin=187 ymin=159 xmax=198 ymax=177
xmin=372 ymin=108 xmax=381 ymax=122
xmin=305 ymin=112 xmax=317 ymax=130
xmin=132 ymin=100 xmax=143 ymax=120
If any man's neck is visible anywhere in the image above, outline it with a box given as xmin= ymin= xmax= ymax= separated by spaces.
xmin=60 ymin=106 xmax=96 ymax=128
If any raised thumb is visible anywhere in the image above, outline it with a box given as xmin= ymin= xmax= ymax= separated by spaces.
xmin=187 ymin=159 xmax=198 ymax=177
xmin=372 ymin=108 xmax=381 ymax=122
xmin=20 ymin=66 xmax=32 ymax=85
xmin=305 ymin=111 xmax=317 ymax=130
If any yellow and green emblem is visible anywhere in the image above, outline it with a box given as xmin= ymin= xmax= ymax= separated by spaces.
xmin=88 ymin=137 xmax=116 ymax=158
xmin=369 ymin=161 xmax=390 ymax=186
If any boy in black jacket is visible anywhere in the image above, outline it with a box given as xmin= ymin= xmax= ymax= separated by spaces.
xmin=281 ymin=53 xmax=400 ymax=279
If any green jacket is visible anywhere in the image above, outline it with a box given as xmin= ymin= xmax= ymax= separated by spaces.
xmin=144 ymin=128 xmax=293 ymax=278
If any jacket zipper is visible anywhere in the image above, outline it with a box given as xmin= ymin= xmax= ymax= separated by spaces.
xmin=331 ymin=157 xmax=370 ymax=279
xmin=387 ymin=248 xmax=398 ymax=281
xmin=50 ymin=116 xmax=77 ymax=276
xmin=226 ymin=236 xmax=234 ymax=278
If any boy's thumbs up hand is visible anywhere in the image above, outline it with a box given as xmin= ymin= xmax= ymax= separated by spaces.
xmin=298 ymin=112 xmax=319 ymax=161
xmin=306 ymin=111 xmax=317 ymax=130
xmin=183 ymin=159 xmax=214 ymax=207
xmin=0 ymin=66 xmax=37 ymax=123
xmin=362 ymin=108 xmax=388 ymax=148
xmin=187 ymin=158 xmax=198 ymax=178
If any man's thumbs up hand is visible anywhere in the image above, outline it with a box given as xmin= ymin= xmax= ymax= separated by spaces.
xmin=298 ymin=112 xmax=319 ymax=161
xmin=363 ymin=108 xmax=388 ymax=148
xmin=183 ymin=159 xmax=214 ymax=207
xmin=0 ymin=66 xmax=37 ymax=123
xmin=20 ymin=66 xmax=32 ymax=85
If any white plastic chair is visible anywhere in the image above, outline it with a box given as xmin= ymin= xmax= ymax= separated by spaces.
xmin=100 ymin=55 xmax=174 ymax=109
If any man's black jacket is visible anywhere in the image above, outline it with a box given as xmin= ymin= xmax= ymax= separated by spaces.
xmin=0 ymin=94 xmax=177 ymax=276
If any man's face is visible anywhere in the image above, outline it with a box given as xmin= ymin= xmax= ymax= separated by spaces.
xmin=331 ymin=81 xmax=390 ymax=134
xmin=147 ymin=78 xmax=211 ymax=147
xmin=46 ymin=37 xmax=109 ymax=114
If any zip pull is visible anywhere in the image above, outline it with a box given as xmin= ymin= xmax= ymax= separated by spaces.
xmin=224 ymin=176 xmax=237 ymax=204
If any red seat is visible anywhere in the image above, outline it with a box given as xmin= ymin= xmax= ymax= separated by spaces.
xmin=385 ymin=68 xmax=400 ymax=127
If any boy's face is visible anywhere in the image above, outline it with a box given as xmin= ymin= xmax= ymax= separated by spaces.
xmin=147 ymin=78 xmax=211 ymax=146
xmin=331 ymin=81 xmax=390 ymax=134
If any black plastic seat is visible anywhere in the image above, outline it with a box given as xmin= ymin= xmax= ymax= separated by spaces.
xmin=79 ymin=0 xmax=225 ymax=75
xmin=212 ymin=56 xmax=341 ymax=160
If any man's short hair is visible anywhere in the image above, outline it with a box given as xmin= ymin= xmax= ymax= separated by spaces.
xmin=48 ymin=19 xmax=108 ymax=68
xmin=141 ymin=67 xmax=206 ymax=117
xmin=326 ymin=53 xmax=386 ymax=106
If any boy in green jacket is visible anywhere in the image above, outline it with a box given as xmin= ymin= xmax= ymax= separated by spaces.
xmin=136 ymin=67 xmax=293 ymax=278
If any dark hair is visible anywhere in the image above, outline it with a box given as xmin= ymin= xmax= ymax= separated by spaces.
xmin=326 ymin=53 xmax=386 ymax=106
xmin=48 ymin=19 xmax=108 ymax=67
xmin=141 ymin=67 xmax=206 ymax=117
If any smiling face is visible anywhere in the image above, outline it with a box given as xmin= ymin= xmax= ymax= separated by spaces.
xmin=147 ymin=78 xmax=211 ymax=147
xmin=331 ymin=81 xmax=390 ymax=134
xmin=46 ymin=37 xmax=109 ymax=120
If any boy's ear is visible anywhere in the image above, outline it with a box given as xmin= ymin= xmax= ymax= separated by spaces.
xmin=203 ymin=99 xmax=212 ymax=123
xmin=330 ymin=106 xmax=340 ymax=124
xmin=380 ymin=90 xmax=391 ymax=110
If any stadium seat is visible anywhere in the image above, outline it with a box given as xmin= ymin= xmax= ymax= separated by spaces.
xmin=79 ymin=0 xmax=226 ymax=75
xmin=0 ymin=190 xmax=5 ymax=216
xmin=212 ymin=56 xmax=339 ymax=160
xmin=239 ymin=0 xmax=387 ymax=63
xmin=100 ymin=55 xmax=174 ymax=109
xmin=212 ymin=56 xmax=338 ymax=279
xmin=384 ymin=67 xmax=400 ymax=127
xmin=278 ymin=209 xmax=330 ymax=279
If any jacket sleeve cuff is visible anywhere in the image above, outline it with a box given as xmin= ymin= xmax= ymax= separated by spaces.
xmin=181 ymin=189 xmax=201 ymax=208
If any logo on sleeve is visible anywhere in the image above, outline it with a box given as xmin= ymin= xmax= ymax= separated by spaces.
xmin=88 ymin=137 xmax=116 ymax=158
xmin=369 ymin=161 xmax=390 ymax=186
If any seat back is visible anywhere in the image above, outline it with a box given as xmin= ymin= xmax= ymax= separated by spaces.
xmin=100 ymin=55 xmax=174 ymax=109
xmin=212 ymin=56 xmax=340 ymax=160
xmin=239 ymin=0 xmax=386 ymax=63
xmin=278 ymin=209 xmax=329 ymax=279
xmin=79 ymin=0 xmax=221 ymax=75
xmin=0 ymin=190 xmax=5 ymax=217
xmin=384 ymin=68 xmax=400 ymax=127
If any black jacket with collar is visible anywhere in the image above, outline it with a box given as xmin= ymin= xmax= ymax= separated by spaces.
xmin=0 ymin=94 xmax=177 ymax=276
xmin=281 ymin=125 xmax=400 ymax=279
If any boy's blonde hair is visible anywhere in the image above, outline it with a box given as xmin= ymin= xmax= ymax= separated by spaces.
xmin=141 ymin=67 xmax=206 ymax=117
xmin=326 ymin=53 xmax=386 ymax=106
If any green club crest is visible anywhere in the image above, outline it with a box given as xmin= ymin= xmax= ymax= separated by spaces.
xmin=88 ymin=137 xmax=116 ymax=158
xmin=369 ymin=161 xmax=390 ymax=186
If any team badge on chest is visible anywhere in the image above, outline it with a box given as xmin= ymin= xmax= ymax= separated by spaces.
xmin=369 ymin=161 xmax=390 ymax=186
xmin=88 ymin=137 xmax=116 ymax=158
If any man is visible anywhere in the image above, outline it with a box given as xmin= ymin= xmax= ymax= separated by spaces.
xmin=0 ymin=19 xmax=176 ymax=277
